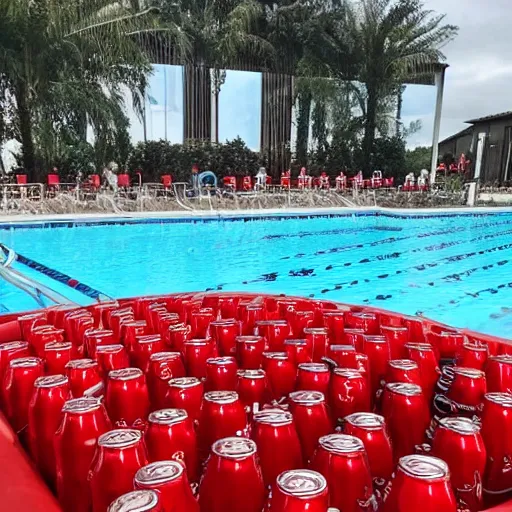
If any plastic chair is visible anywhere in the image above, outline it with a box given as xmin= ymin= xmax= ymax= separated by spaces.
xmin=16 ymin=175 xmax=27 ymax=185
xmin=47 ymin=174 xmax=60 ymax=187
xmin=371 ymin=171 xmax=383 ymax=188
xmin=223 ymin=176 xmax=236 ymax=190
xmin=161 ymin=175 xmax=172 ymax=189
xmin=90 ymin=174 xmax=101 ymax=189
xmin=319 ymin=172 xmax=330 ymax=189
xmin=117 ymin=174 xmax=130 ymax=188
xmin=335 ymin=173 xmax=347 ymax=191
xmin=242 ymin=176 xmax=252 ymax=191
xmin=280 ymin=171 xmax=291 ymax=188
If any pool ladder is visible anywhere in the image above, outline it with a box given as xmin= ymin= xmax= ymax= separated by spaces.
xmin=0 ymin=244 xmax=76 ymax=308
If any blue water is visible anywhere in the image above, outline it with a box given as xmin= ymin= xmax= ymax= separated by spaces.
xmin=1 ymin=212 xmax=512 ymax=338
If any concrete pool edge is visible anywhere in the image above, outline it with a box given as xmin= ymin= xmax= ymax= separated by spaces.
xmin=2 ymin=205 xmax=512 ymax=228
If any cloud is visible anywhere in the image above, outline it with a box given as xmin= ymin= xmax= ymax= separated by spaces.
xmin=404 ymin=0 xmax=512 ymax=147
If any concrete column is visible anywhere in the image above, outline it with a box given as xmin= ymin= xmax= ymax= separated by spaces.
xmin=430 ymin=66 xmax=447 ymax=184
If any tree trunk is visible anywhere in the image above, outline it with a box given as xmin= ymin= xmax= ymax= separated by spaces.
xmin=183 ymin=65 xmax=211 ymax=141
xmin=396 ymin=86 xmax=404 ymax=137
xmin=362 ymin=84 xmax=378 ymax=173
xmin=260 ymin=72 xmax=293 ymax=179
xmin=296 ymin=89 xmax=312 ymax=166
xmin=16 ymin=81 xmax=36 ymax=180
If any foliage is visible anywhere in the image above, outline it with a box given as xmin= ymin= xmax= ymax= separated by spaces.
xmin=0 ymin=0 xmax=190 ymax=179
xmin=405 ymin=146 xmax=432 ymax=173
xmin=127 ymin=137 xmax=261 ymax=182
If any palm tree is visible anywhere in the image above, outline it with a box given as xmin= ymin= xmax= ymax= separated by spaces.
xmin=0 ymin=0 xmax=189 ymax=179
xmin=344 ymin=0 xmax=457 ymax=172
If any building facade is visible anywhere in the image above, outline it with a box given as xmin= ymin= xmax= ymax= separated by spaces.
xmin=438 ymin=111 xmax=512 ymax=184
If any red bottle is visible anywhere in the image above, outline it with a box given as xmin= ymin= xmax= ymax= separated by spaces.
xmin=198 ymin=437 xmax=265 ymax=512
xmin=426 ymin=329 xmax=464 ymax=360
xmin=263 ymin=352 xmax=296 ymax=401
xmin=310 ymin=434 xmax=376 ymax=512
xmin=183 ymin=339 xmax=215 ymax=378
xmin=329 ymin=368 xmax=370 ymax=423
xmin=165 ymin=377 xmax=204 ymax=422
xmin=44 ymin=341 xmax=74 ymax=375
xmin=122 ymin=321 xmax=147 ymax=354
xmin=303 ymin=327 xmax=329 ymax=362
xmin=385 ymin=359 xmax=422 ymax=387
xmin=289 ymin=390 xmax=332 ymax=463
xmin=252 ymin=409 xmax=303 ymax=487
xmin=55 ymin=397 xmax=112 ymax=512
xmin=238 ymin=303 xmax=265 ymax=335
xmin=190 ymin=308 xmax=214 ymax=338
xmin=405 ymin=342 xmax=440 ymax=403
xmin=28 ymin=374 xmax=70 ymax=488
xmin=0 ymin=340 xmax=30 ymax=381
xmin=344 ymin=329 xmax=366 ymax=353
xmin=3 ymin=356 xmax=44 ymax=432
xmin=107 ymin=490 xmax=162 ymax=512
xmin=132 ymin=335 xmax=165 ymax=372
xmin=268 ymin=469 xmax=329 ymax=512
xmin=90 ymin=429 xmax=149 ymax=512
xmin=363 ymin=335 xmax=390 ymax=399
xmin=284 ymin=339 xmax=312 ymax=366
xmin=66 ymin=358 xmax=103 ymax=398
xmin=236 ymin=369 xmax=269 ymax=410
xmin=481 ymin=392 xmax=512 ymax=506
xmin=134 ymin=461 xmax=198 ymax=512
xmin=322 ymin=309 xmax=346 ymax=344
xmin=457 ymin=342 xmax=488 ymax=370
xmin=446 ymin=367 xmax=487 ymax=415
xmin=381 ymin=382 xmax=430 ymax=462
xmin=485 ymin=355 xmax=512 ymax=394
xmin=145 ymin=408 xmax=199 ymax=483
xmin=106 ymin=368 xmax=150 ymax=426
xmin=343 ymin=412 xmax=394 ymax=483
xmin=84 ymin=329 xmax=116 ymax=359
xmin=380 ymin=325 xmax=409 ymax=360
xmin=167 ymin=325 xmax=191 ymax=353
xmin=256 ymin=320 xmax=290 ymax=352
xmin=431 ymin=417 xmax=486 ymax=512
xmin=210 ymin=319 xmax=240 ymax=356
xmin=205 ymin=356 xmax=238 ymax=391
xmin=296 ymin=363 xmax=330 ymax=395
xmin=29 ymin=326 xmax=64 ymax=358
xmin=146 ymin=352 xmax=185 ymax=411
xmin=346 ymin=312 xmax=379 ymax=335
xmin=328 ymin=344 xmax=357 ymax=368
xmin=197 ymin=391 xmax=247 ymax=460
xmin=382 ymin=455 xmax=456 ymax=512
xmin=96 ymin=344 xmax=130 ymax=375
xmin=236 ymin=335 xmax=265 ymax=369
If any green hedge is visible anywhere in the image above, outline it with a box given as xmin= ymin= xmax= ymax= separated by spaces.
xmin=126 ymin=137 xmax=262 ymax=182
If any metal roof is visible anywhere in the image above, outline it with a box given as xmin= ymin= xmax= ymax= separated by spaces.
xmin=466 ymin=111 xmax=512 ymax=124
xmin=439 ymin=126 xmax=473 ymax=145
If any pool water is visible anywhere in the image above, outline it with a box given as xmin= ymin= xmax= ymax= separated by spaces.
xmin=1 ymin=212 xmax=512 ymax=338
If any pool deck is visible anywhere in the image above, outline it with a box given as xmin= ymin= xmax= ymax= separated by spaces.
xmin=1 ymin=205 xmax=512 ymax=227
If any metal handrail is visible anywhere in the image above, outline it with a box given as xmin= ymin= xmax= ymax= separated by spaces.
xmin=0 ymin=245 xmax=76 ymax=307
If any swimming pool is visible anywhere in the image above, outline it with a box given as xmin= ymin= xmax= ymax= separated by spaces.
xmin=1 ymin=210 xmax=512 ymax=337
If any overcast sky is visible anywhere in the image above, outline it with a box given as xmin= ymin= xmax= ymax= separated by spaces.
xmin=404 ymin=0 xmax=512 ymax=147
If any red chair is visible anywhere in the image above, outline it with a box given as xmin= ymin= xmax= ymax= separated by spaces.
xmin=371 ymin=171 xmax=383 ymax=188
xmin=266 ymin=175 xmax=272 ymax=186
xmin=90 ymin=174 xmax=101 ymax=189
xmin=47 ymin=174 xmax=60 ymax=187
xmin=16 ymin=175 xmax=27 ymax=185
xmin=161 ymin=175 xmax=172 ymax=189
xmin=319 ymin=172 xmax=330 ymax=189
xmin=280 ymin=171 xmax=291 ymax=188
xmin=335 ymin=173 xmax=347 ymax=191
xmin=223 ymin=176 xmax=236 ymax=190
xmin=384 ymin=177 xmax=394 ymax=188
xmin=117 ymin=174 xmax=130 ymax=188
xmin=242 ymin=176 xmax=252 ymax=191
